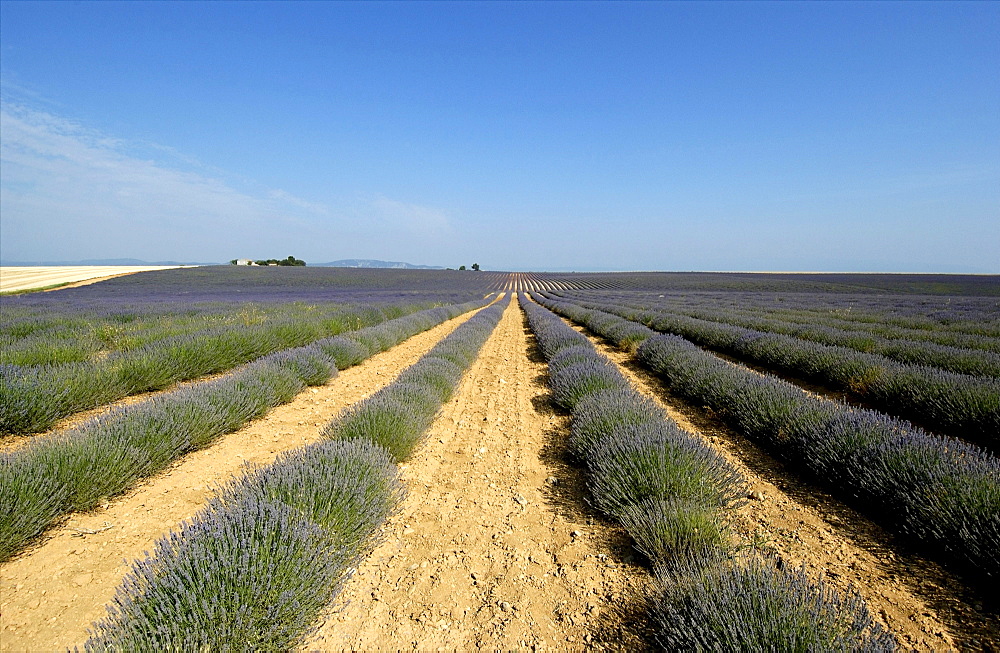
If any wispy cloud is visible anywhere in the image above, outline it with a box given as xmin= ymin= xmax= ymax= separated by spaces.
xmin=370 ymin=196 xmax=453 ymax=236
xmin=0 ymin=100 xmax=464 ymax=265
xmin=0 ymin=102 xmax=334 ymax=262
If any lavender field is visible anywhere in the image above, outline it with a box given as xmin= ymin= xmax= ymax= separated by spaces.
xmin=1 ymin=267 xmax=998 ymax=649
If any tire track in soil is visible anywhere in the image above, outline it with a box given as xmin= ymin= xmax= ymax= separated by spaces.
xmin=0 ymin=307 xmax=485 ymax=652
xmin=574 ymin=323 xmax=998 ymax=651
xmin=303 ymin=297 xmax=653 ymax=652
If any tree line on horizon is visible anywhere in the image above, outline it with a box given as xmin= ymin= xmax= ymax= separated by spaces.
xmin=230 ymin=256 xmax=306 ymax=267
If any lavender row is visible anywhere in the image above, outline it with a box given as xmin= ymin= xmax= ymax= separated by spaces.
xmin=702 ymin=290 xmax=1000 ymax=336
xmin=542 ymin=294 xmax=1000 ymax=445
xmin=0 ymin=298 xmax=489 ymax=562
xmin=554 ymin=291 xmax=1000 ymax=376
xmin=513 ymin=270 xmax=986 ymax=296
xmin=650 ymin=553 xmax=895 ymax=651
xmin=84 ymin=439 xmax=402 ymax=650
xmin=520 ymin=296 xmax=746 ymax=559
xmin=0 ymin=301 xmax=450 ymax=435
xmin=667 ymin=294 xmax=1000 ymax=346
xmin=0 ymin=301 xmax=404 ymax=366
xmin=533 ymin=296 xmax=1000 ymax=583
xmin=83 ymin=300 xmax=506 ymax=647
xmin=1 ymin=267 xmax=499 ymax=349
xmin=519 ymin=296 xmax=895 ymax=649
xmin=696 ymin=308 xmax=1000 ymax=376
xmin=687 ymin=302 xmax=1000 ymax=356
xmin=554 ymin=288 xmax=1000 ymax=338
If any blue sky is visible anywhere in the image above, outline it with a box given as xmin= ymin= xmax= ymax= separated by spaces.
xmin=1 ymin=1 xmax=997 ymax=272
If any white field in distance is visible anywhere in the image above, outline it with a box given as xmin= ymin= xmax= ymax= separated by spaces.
xmin=0 ymin=266 xmax=195 ymax=293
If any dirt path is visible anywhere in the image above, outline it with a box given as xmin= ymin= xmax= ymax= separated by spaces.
xmin=303 ymin=297 xmax=652 ymax=652
xmin=0 ymin=308 xmax=482 ymax=651
xmin=580 ymin=328 xmax=997 ymax=651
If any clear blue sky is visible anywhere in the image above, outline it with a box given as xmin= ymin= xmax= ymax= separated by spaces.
xmin=1 ymin=1 xmax=997 ymax=272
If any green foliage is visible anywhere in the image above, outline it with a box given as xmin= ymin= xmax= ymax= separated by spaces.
xmin=619 ymin=498 xmax=728 ymax=563
xmin=549 ymin=359 xmax=629 ymax=410
xmin=250 ymin=256 xmax=306 ymax=266
xmin=325 ymin=396 xmax=429 ymax=461
xmin=0 ymin=455 xmax=69 ymax=561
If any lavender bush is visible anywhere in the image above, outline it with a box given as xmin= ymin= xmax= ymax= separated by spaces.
xmin=208 ymin=440 xmax=403 ymax=556
xmin=586 ymin=420 xmax=746 ymax=522
xmin=316 ymin=336 xmax=369 ymax=369
xmin=86 ymin=499 xmax=346 ymax=650
xmin=326 ymin=394 xmax=435 ymax=461
xmin=653 ymin=554 xmax=897 ymax=651
xmin=548 ymin=344 xmax=603 ymax=373
xmin=569 ymin=388 xmax=665 ymax=457
xmin=618 ymin=497 xmax=727 ymax=563
xmin=85 ymin=439 xmax=401 ymax=650
xmin=549 ymin=358 xmax=631 ymax=410
xmin=0 ymin=455 xmax=70 ymax=561
xmin=395 ymin=357 xmax=464 ymax=402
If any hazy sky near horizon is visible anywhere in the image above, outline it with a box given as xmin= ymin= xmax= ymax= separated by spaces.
xmin=1 ymin=2 xmax=997 ymax=272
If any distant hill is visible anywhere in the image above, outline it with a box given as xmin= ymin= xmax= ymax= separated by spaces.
xmin=316 ymin=259 xmax=444 ymax=270
xmin=1 ymin=258 xmax=216 ymax=266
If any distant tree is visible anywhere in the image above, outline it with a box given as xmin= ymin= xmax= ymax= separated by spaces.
xmin=459 ymin=265 xmax=466 ymax=270
xmin=252 ymin=256 xmax=306 ymax=266
xmin=229 ymin=259 xmax=238 ymax=265
xmin=471 ymin=263 xmax=480 ymax=271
